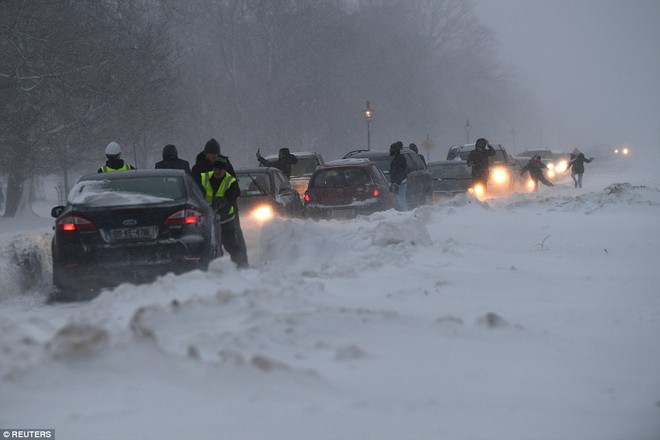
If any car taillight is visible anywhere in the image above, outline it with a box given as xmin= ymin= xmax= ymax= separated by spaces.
xmin=57 ymin=215 xmax=97 ymax=232
xmin=373 ymin=188 xmax=380 ymax=197
xmin=164 ymin=208 xmax=204 ymax=225
xmin=304 ymin=193 xmax=311 ymax=203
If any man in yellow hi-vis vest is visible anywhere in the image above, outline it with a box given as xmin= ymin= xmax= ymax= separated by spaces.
xmin=97 ymin=141 xmax=136 ymax=173
xmin=201 ymin=156 xmax=248 ymax=267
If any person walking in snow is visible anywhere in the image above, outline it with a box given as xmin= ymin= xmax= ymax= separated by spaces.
xmin=389 ymin=141 xmax=408 ymax=211
xmin=566 ymin=148 xmax=593 ymax=188
xmin=256 ymin=147 xmax=298 ymax=179
xmin=155 ymin=144 xmax=191 ymax=175
xmin=192 ymin=138 xmax=236 ymax=191
xmin=520 ymin=155 xmax=554 ymax=190
xmin=466 ymin=138 xmax=496 ymax=189
xmin=97 ymin=142 xmax=136 ymax=173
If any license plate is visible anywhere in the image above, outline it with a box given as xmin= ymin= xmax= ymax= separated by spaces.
xmin=330 ymin=209 xmax=355 ymax=218
xmin=110 ymin=226 xmax=157 ymax=240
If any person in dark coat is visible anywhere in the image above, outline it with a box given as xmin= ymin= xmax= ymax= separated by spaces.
xmin=256 ymin=147 xmax=298 ymax=179
xmin=191 ymin=138 xmax=236 ymax=191
xmin=200 ymin=157 xmax=248 ymax=268
xmin=409 ymin=143 xmax=426 ymax=167
xmin=389 ymin=141 xmax=408 ymax=211
xmin=466 ymin=138 xmax=496 ymax=188
xmin=566 ymin=147 xmax=593 ymax=188
xmin=520 ymin=155 xmax=554 ymax=190
xmin=155 ymin=144 xmax=191 ymax=175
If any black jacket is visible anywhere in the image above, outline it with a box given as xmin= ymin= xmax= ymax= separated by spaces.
xmin=466 ymin=145 xmax=496 ymax=179
xmin=389 ymin=153 xmax=408 ymax=185
xmin=521 ymin=159 xmax=547 ymax=179
xmin=191 ymin=151 xmax=235 ymax=189
xmin=155 ymin=145 xmax=191 ymax=175
xmin=567 ymin=153 xmax=592 ymax=174
xmin=257 ymin=154 xmax=298 ymax=179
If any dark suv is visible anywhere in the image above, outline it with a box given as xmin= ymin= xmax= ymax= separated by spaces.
xmin=303 ymin=158 xmax=394 ymax=219
xmin=342 ymin=149 xmax=433 ymax=209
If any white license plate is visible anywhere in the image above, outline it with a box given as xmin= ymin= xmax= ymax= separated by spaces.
xmin=330 ymin=209 xmax=355 ymax=218
xmin=110 ymin=226 xmax=157 ymax=240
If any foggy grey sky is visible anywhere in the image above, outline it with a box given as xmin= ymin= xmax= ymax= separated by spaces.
xmin=473 ymin=0 xmax=660 ymax=152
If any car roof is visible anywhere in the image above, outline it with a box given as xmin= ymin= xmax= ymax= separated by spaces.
xmin=79 ymin=169 xmax=186 ymax=181
xmin=263 ymin=151 xmax=322 ymax=160
xmin=427 ymin=160 xmax=468 ymax=166
xmin=344 ymin=148 xmax=418 ymax=158
xmin=235 ymin=167 xmax=279 ymax=174
xmin=322 ymin=158 xmax=372 ymax=167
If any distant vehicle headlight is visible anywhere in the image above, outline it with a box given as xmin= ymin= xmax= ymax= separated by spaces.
xmin=547 ymin=169 xmax=556 ymax=179
xmin=622 ymin=147 xmax=629 ymax=155
xmin=526 ymin=178 xmax=536 ymax=191
xmin=251 ymin=204 xmax=274 ymax=222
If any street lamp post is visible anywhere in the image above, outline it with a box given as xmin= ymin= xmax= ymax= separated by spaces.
xmin=465 ymin=119 xmax=471 ymax=144
xmin=362 ymin=100 xmax=373 ymax=151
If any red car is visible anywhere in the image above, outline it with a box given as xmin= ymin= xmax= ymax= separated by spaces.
xmin=303 ymin=159 xmax=395 ymax=219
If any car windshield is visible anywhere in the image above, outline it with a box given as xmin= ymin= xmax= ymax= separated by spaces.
xmin=291 ymin=157 xmax=320 ymax=177
xmin=311 ymin=167 xmax=372 ymax=188
xmin=237 ymin=173 xmax=271 ymax=195
xmin=428 ymin=164 xmax=471 ymax=179
xmin=69 ymin=176 xmax=184 ymax=207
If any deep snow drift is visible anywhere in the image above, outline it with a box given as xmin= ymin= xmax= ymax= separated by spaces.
xmin=1 ymin=155 xmax=659 ymax=440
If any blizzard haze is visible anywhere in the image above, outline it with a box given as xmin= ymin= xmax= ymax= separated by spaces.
xmin=1 ymin=156 xmax=659 ymax=440
xmin=474 ymin=0 xmax=660 ymax=151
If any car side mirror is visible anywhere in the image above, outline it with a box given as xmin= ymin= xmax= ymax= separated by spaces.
xmin=51 ymin=206 xmax=65 ymax=218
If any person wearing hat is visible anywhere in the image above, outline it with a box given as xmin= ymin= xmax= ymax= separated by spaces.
xmin=255 ymin=147 xmax=298 ymax=179
xmin=155 ymin=144 xmax=191 ymax=175
xmin=192 ymin=138 xmax=236 ymax=190
xmin=389 ymin=141 xmax=408 ymax=211
xmin=97 ymin=141 xmax=136 ymax=173
xmin=566 ymin=147 xmax=593 ymax=188
xmin=466 ymin=138 xmax=496 ymax=189
xmin=200 ymin=156 xmax=248 ymax=267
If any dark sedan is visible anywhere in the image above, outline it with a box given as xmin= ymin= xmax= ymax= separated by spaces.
xmin=50 ymin=169 xmax=219 ymax=300
xmin=235 ymin=167 xmax=304 ymax=221
xmin=427 ymin=160 xmax=473 ymax=199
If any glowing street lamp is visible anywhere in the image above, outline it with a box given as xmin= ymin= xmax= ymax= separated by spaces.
xmin=363 ymin=100 xmax=373 ymax=151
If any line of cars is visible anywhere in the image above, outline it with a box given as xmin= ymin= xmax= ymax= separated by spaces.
xmin=50 ymin=143 xmax=572 ymax=299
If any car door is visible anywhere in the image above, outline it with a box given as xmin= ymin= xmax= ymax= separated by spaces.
xmin=404 ymin=152 xmax=432 ymax=207
xmin=273 ymin=170 xmax=303 ymax=217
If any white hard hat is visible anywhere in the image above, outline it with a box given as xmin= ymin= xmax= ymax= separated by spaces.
xmin=105 ymin=141 xmax=122 ymax=156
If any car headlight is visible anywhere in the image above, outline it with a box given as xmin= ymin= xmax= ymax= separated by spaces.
xmin=468 ymin=183 xmax=486 ymax=199
xmin=251 ymin=204 xmax=274 ymax=221
xmin=491 ymin=167 xmax=509 ymax=184
xmin=555 ymin=160 xmax=568 ymax=173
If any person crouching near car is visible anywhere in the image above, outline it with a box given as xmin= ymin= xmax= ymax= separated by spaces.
xmin=201 ymin=157 xmax=248 ymax=268
xmin=389 ymin=141 xmax=408 ymax=211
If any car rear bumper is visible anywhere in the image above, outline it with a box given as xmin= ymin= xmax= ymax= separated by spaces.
xmin=53 ymin=237 xmax=213 ymax=290
xmin=304 ymin=200 xmax=388 ymax=219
